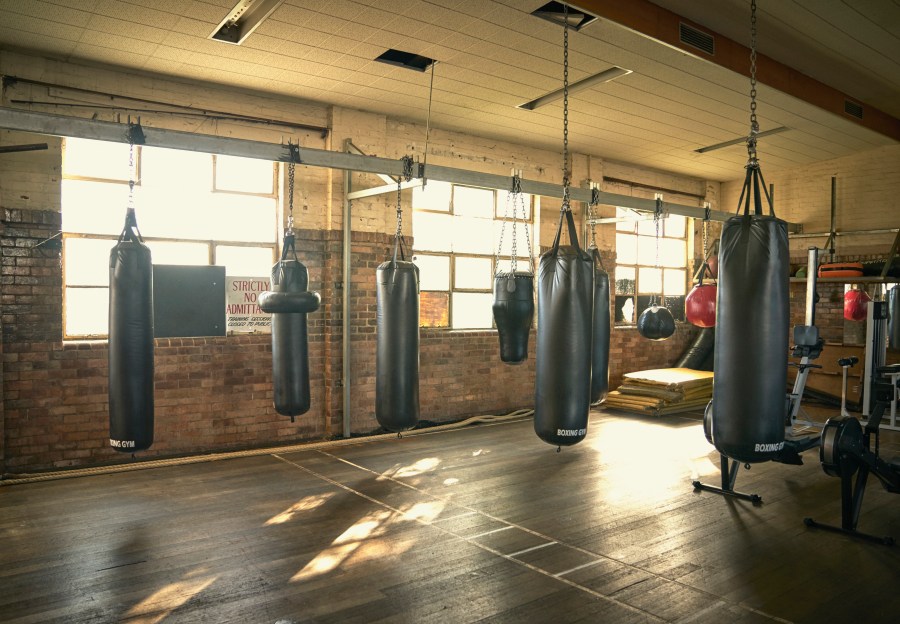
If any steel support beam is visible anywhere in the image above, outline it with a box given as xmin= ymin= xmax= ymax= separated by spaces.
xmin=0 ymin=107 xmax=792 ymax=226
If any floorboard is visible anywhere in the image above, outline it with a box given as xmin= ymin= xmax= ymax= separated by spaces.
xmin=1 ymin=408 xmax=898 ymax=623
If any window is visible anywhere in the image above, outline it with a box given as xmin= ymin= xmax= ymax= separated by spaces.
xmin=62 ymin=138 xmax=278 ymax=338
xmin=614 ymin=205 xmax=688 ymax=324
xmin=412 ymin=181 xmax=535 ymax=329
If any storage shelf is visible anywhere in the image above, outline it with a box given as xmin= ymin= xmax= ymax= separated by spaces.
xmin=789 ymin=276 xmax=900 ymax=284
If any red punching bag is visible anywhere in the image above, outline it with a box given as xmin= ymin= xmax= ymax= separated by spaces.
xmin=685 ymin=262 xmax=716 ymax=328
xmin=844 ymin=288 xmax=870 ymax=321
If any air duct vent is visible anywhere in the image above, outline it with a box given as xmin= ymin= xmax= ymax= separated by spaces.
xmin=531 ymin=2 xmax=598 ymax=31
xmin=374 ymin=49 xmax=435 ymax=72
xmin=844 ymin=100 xmax=863 ymax=119
xmin=679 ymin=22 xmax=715 ymax=55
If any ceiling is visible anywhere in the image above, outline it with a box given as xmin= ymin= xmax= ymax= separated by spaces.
xmin=0 ymin=0 xmax=897 ymax=182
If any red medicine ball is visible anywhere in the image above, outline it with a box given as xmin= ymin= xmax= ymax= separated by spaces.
xmin=843 ymin=288 xmax=870 ymax=322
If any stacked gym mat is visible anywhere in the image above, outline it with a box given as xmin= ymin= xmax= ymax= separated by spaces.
xmin=604 ymin=368 xmax=713 ymax=416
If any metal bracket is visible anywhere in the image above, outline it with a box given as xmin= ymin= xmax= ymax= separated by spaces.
xmin=286 ymin=141 xmax=301 ymax=164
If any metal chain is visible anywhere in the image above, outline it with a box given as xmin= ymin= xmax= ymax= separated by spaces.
xmin=747 ymin=0 xmax=759 ymax=165
xmin=127 ymin=142 xmax=135 ymax=212
xmin=561 ymin=3 xmax=570 ymax=212
xmin=702 ymin=201 xmax=710 ymax=261
xmin=287 ymin=160 xmax=295 ymax=232
xmin=510 ymin=176 xmax=520 ymax=274
xmin=654 ymin=197 xmax=663 ymax=306
xmin=396 ymin=156 xmax=414 ymax=241
xmin=588 ymin=185 xmax=599 ymax=247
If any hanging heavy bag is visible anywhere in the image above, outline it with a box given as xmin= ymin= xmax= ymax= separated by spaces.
xmin=711 ymin=164 xmax=789 ymax=464
xmin=493 ymin=272 xmax=534 ymax=364
xmin=492 ymin=176 xmax=535 ymax=364
xmin=685 ymin=261 xmax=717 ymax=328
xmin=534 ymin=208 xmax=594 ymax=446
xmin=108 ymin=208 xmax=154 ymax=452
xmin=889 ymin=285 xmax=900 ymax=350
xmin=589 ymin=245 xmax=610 ymax=403
xmin=259 ymin=233 xmax=321 ymax=421
xmin=843 ymin=287 xmax=870 ymax=322
xmin=674 ymin=327 xmax=715 ymax=370
xmin=376 ymin=184 xmax=420 ymax=432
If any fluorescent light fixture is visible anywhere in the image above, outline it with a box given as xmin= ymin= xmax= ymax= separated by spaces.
xmin=695 ymin=126 xmax=789 ymax=153
xmin=531 ymin=2 xmax=598 ymax=31
xmin=517 ymin=67 xmax=632 ymax=110
xmin=209 ymin=0 xmax=286 ymax=45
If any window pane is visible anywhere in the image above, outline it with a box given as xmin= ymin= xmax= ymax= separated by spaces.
xmin=62 ymin=179 xmax=131 ymax=236
xmin=496 ymin=191 xmax=531 ymax=220
xmin=659 ymin=238 xmax=686 ymax=268
xmin=453 ymin=186 xmax=494 ymax=218
xmin=615 ymin=295 xmax=635 ymax=323
xmin=452 ymin=215 xmax=493 ymax=254
xmin=455 ymin=256 xmax=492 ymax=290
xmin=615 ymin=266 xmax=635 ymax=295
xmin=637 ymin=235 xmax=657 ymax=265
xmin=665 ymin=214 xmax=686 ymax=238
xmin=616 ymin=207 xmax=638 ymax=232
xmin=452 ymin=292 xmax=493 ymax=329
xmin=413 ymin=212 xmax=452 ymax=252
xmin=216 ymin=245 xmax=274 ymax=276
xmin=664 ymin=296 xmax=686 ymax=321
xmin=216 ymin=155 xmax=274 ymax=194
xmin=65 ymin=287 xmax=109 ymax=336
xmin=141 ymin=146 xmax=211 ymax=193
xmin=65 ymin=237 xmax=114 ymax=286
xmin=664 ymin=268 xmax=687 ymax=296
xmin=638 ymin=267 xmax=662 ymax=294
xmin=138 ymin=187 xmax=212 ymax=239
xmin=413 ymin=180 xmax=451 ymax=212
xmin=616 ymin=233 xmax=637 ymax=265
xmin=413 ymin=254 xmax=450 ymax=290
xmin=420 ymin=291 xmax=449 ymax=327
xmin=208 ymin=194 xmax=276 ymax=242
xmin=64 ymin=138 xmax=132 ymax=180
xmin=637 ymin=218 xmax=657 ymax=236
xmin=147 ymin=241 xmax=209 ymax=266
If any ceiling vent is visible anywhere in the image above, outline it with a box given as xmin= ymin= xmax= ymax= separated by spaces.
xmin=531 ymin=2 xmax=598 ymax=31
xmin=844 ymin=100 xmax=864 ymax=119
xmin=374 ymin=49 xmax=435 ymax=72
xmin=679 ymin=22 xmax=715 ymax=55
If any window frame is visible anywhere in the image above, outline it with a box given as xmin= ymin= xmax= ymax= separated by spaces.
xmin=613 ymin=203 xmax=690 ymax=327
xmin=413 ymin=183 xmax=536 ymax=330
xmin=61 ymin=138 xmax=279 ymax=340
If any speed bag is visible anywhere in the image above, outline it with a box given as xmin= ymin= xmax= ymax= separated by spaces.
xmin=843 ymin=288 xmax=870 ymax=322
xmin=712 ymin=214 xmax=789 ymax=463
xmin=375 ymin=261 xmax=420 ymax=432
xmin=108 ymin=241 xmax=154 ymax=452
xmin=492 ymin=271 xmax=534 ymax=364
xmin=534 ymin=247 xmax=594 ymax=446
xmin=590 ymin=248 xmax=610 ymax=404
xmin=685 ymin=283 xmax=717 ymax=328
xmin=889 ymin=286 xmax=900 ymax=350
xmin=637 ymin=305 xmax=675 ymax=340
xmin=268 ymin=259 xmax=319 ymax=420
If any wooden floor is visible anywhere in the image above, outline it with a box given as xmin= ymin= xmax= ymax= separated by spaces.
xmin=2 ymin=408 xmax=899 ymax=624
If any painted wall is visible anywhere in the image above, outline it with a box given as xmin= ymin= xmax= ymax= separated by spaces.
xmin=2 ymin=49 xmax=725 ymax=472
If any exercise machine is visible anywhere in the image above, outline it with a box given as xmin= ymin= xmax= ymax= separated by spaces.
xmin=804 ymin=360 xmax=900 ymax=545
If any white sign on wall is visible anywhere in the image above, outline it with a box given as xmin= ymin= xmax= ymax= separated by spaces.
xmin=226 ymin=276 xmax=271 ymax=333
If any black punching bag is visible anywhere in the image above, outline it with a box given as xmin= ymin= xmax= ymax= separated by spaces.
xmin=590 ymin=246 xmax=610 ymax=403
xmin=492 ymin=272 xmax=534 ymax=364
xmin=888 ymin=285 xmax=900 ymax=350
xmin=108 ymin=210 xmax=154 ymax=452
xmin=534 ymin=209 xmax=594 ymax=446
xmin=259 ymin=233 xmax=321 ymax=421
xmin=376 ymin=246 xmax=420 ymax=432
xmin=711 ymin=166 xmax=789 ymax=463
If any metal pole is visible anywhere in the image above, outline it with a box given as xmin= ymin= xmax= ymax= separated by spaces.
xmin=806 ymin=246 xmax=818 ymax=327
xmin=341 ymin=140 xmax=352 ymax=440
xmin=0 ymin=107 xmax=788 ymax=226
